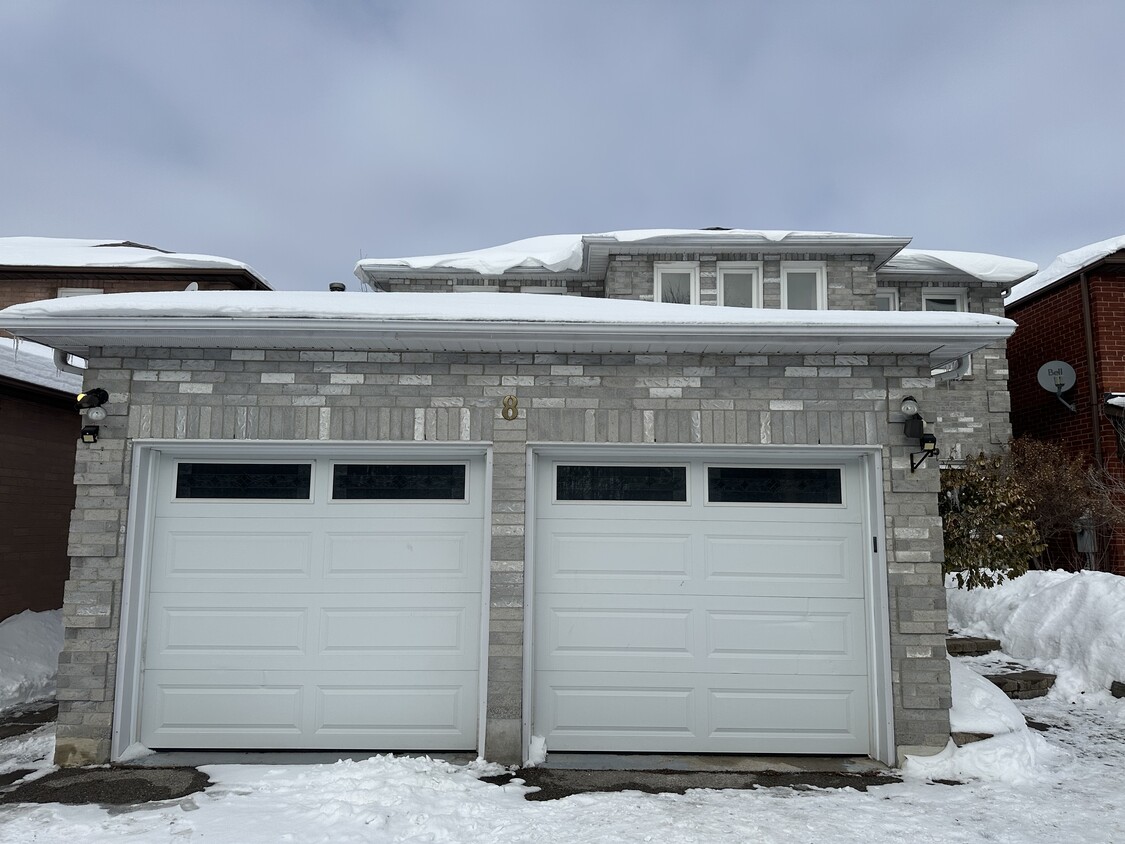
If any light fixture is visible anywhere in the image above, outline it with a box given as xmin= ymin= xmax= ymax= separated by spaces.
xmin=899 ymin=396 xmax=940 ymax=472
xmin=75 ymin=388 xmax=109 ymax=411
xmin=80 ymin=425 xmax=100 ymax=444
xmin=76 ymin=388 xmax=109 ymax=425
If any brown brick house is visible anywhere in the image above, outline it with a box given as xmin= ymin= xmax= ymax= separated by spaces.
xmin=0 ymin=238 xmax=271 ymax=620
xmin=1005 ymin=235 xmax=1125 ymax=573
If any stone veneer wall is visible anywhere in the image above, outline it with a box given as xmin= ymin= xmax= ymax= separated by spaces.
xmin=57 ymin=346 xmax=952 ymax=766
xmin=894 ymin=279 xmax=1011 ymax=461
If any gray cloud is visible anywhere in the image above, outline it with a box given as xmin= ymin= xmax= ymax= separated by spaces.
xmin=2 ymin=1 xmax=1123 ymax=289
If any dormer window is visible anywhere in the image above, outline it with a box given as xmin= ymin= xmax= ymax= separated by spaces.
xmin=780 ymin=262 xmax=827 ymax=310
xmin=654 ymin=262 xmax=698 ymax=305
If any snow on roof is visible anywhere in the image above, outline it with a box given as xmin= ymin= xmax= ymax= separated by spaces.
xmin=0 ymin=337 xmax=82 ymax=393
xmin=883 ymin=249 xmax=1037 ymax=284
xmin=0 ymin=237 xmax=269 ymax=285
xmin=0 ymin=289 xmax=1013 ymax=328
xmin=0 ymin=290 xmax=1015 ymax=363
xmin=1006 ymin=235 xmax=1125 ymax=307
xmin=355 ymin=229 xmax=908 ymax=277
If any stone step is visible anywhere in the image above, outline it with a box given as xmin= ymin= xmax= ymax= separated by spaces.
xmin=946 ymin=635 xmax=1002 ymax=656
xmin=984 ymin=670 xmax=1056 ymax=700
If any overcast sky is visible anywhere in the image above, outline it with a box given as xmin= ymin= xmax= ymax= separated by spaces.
xmin=2 ymin=1 xmax=1122 ymax=290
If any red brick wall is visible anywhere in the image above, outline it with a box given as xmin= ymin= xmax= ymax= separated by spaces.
xmin=1008 ymin=264 xmax=1125 ymax=573
xmin=0 ymin=387 xmax=79 ymax=618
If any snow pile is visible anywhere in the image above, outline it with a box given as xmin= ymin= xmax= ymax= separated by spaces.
xmin=1006 ymin=234 xmax=1125 ymax=305
xmin=0 ymin=609 xmax=64 ymax=712
xmin=947 ymin=570 xmax=1125 ymax=696
xmin=904 ymin=657 xmax=1064 ymax=784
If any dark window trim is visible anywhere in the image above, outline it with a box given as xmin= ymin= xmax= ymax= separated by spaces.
xmin=330 ymin=462 xmax=469 ymax=502
xmin=173 ymin=461 xmax=314 ymax=501
xmin=704 ymin=464 xmax=845 ymax=506
xmin=554 ymin=463 xmax=690 ymax=503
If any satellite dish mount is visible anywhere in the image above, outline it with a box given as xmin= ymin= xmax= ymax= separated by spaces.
xmin=1037 ymin=361 xmax=1077 ymax=413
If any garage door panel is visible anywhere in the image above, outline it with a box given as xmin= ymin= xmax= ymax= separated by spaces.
xmin=538 ymin=675 xmax=695 ymax=738
xmin=543 ymin=527 xmax=692 ymax=583
xmin=146 ymin=593 xmax=479 ymax=672
xmin=705 ymin=599 xmax=868 ymax=674
xmin=141 ymin=675 xmax=304 ymax=745
xmin=703 ymin=527 xmax=865 ymax=598
xmin=540 ymin=603 xmax=694 ymax=666
xmin=146 ymin=602 xmax=309 ymax=664
xmin=536 ymin=671 xmax=869 ymax=754
xmin=151 ymin=522 xmax=314 ymax=586
xmin=141 ymin=671 xmax=478 ymax=750
xmin=314 ymin=676 xmax=476 ymax=743
xmin=323 ymin=524 xmax=481 ymax=591
xmin=319 ymin=605 xmax=477 ymax=667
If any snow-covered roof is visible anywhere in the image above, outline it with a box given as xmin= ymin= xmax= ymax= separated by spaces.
xmin=0 ymin=337 xmax=82 ymax=393
xmin=881 ymin=249 xmax=1037 ymax=284
xmin=355 ymin=229 xmax=914 ymax=280
xmin=0 ymin=237 xmax=270 ymax=287
xmin=0 ymin=290 xmax=1015 ymax=365
xmin=1006 ymin=235 xmax=1125 ymax=307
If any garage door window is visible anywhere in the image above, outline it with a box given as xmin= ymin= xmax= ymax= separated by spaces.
xmin=556 ymin=465 xmax=687 ymax=502
xmin=707 ymin=466 xmax=842 ymax=504
xmin=175 ymin=463 xmax=312 ymax=500
xmin=332 ymin=463 xmax=467 ymax=500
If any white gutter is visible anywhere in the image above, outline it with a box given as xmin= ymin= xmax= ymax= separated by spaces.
xmin=1 ymin=314 xmax=1014 ymax=363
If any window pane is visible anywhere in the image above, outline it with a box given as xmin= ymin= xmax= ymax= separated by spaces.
xmin=874 ymin=293 xmax=894 ymax=311
xmin=332 ymin=464 xmax=466 ymax=499
xmin=707 ymin=467 xmax=842 ymax=504
xmin=176 ymin=463 xmax=312 ymax=499
xmin=722 ymin=272 xmax=756 ymax=308
xmin=924 ymin=296 xmax=960 ymax=312
xmin=557 ymin=465 xmax=687 ymax=502
xmin=785 ymin=272 xmax=819 ymax=309
xmin=659 ymin=272 xmax=692 ymax=304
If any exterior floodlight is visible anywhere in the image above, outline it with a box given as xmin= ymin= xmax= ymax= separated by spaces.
xmin=899 ymin=396 xmax=920 ymax=417
xmin=80 ymin=425 xmax=100 ymax=444
xmin=76 ymin=388 xmax=109 ymax=412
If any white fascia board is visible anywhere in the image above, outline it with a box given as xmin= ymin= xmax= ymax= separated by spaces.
xmin=1 ymin=315 xmax=1013 ymax=366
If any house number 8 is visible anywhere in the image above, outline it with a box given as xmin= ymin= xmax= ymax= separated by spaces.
xmin=501 ymin=395 xmax=519 ymax=421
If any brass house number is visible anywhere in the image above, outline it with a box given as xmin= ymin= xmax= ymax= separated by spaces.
xmin=501 ymin=395 xmax=519 ymax=421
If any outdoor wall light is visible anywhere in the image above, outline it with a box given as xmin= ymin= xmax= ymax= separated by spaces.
xmin=899 ymin=396 xmax=940 ymax=472
xmin=76 ymin=388 xmax=109 ymax=423
xmin=80 ymin=425 xmax=100 ymax=444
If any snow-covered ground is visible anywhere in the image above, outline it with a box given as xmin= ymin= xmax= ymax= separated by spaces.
xmin=0 ymin=610 xmax=63 ymax=713
xmin=1 ymin=575 xmax=1123 ymax=843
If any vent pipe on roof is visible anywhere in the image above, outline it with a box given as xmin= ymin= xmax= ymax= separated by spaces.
xmin=329 ymin=282 xmax=346 ymax=292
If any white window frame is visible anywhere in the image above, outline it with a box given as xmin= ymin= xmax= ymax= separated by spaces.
xmin=874 ymin=288 xmax=899 ymax=311
xmin=716 ymin=261 xmax=763 ymax=308
xmin=923 ymin=287 xmax=972 ymax=375
xmin=780 ymin=261 xmax=827 ymax=310
xmin=654 ymin=261 xmax=699 ymax=305
xmin=921 ymin=287 xmax=967 ymax=313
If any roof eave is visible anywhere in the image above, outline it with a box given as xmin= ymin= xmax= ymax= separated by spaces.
xmin=0 ymin=315 xmax=1012 ymax=367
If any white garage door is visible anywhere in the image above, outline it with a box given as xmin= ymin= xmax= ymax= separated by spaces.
xmin=534 ymin=454 xmax=874 ymax=755
xmin=139 ymin=454 xmax=486 ymax=751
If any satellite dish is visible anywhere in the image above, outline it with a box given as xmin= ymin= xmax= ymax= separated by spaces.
xmin=1037 ymin=360 xmax=1077 ymax=413
xmin=184 ymin=282 xmax=199 ymax=292
xmin=1037 ymin=361 xmax=1076 ymax=393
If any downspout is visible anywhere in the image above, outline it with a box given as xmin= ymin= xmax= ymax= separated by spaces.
xmin=1080 ymin=272 xmax=1102 ymax=466
xmin=53 ymin=348 xmax=85 ymax=377
xmin=933 ymin=354 xmax=971 ymax=382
